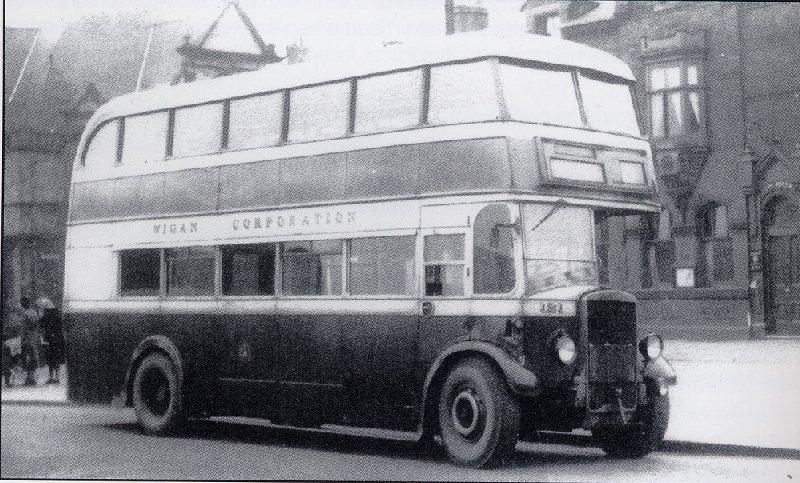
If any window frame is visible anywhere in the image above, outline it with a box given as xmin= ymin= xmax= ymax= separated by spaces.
xmin=472 ymin=204 xmax=519 ymax=296
xmin=225 ymin=90 xmax=288 ymax=152
xmin=80 ymin=118 xmax=123 ymax=168
xmin=163 ymin=245 xmax=218 ymax=299
xmin=219 ymin=242 xmax=279 ymax=298
xmin=116 ymin=248 xmax=162 ymax=299
xmin=421 ymin=229 xmax=470 ymax=299
xmin=279 ymin=238 xmax=347 ymax=298
xmin=353 ymin=67 xmax=426 ymax=136
xmin=170 ymin=101 xmax=226 ymax=159
xmin=287 ymin=80 xmax=354 ymax=144
xmin=118 ymin=109 xmax=171 ymax=166
xmin=345 ymin=234 xmax=418 ymax=299
xmin=646 ymin=59 xmax=706 ymax=141
xmin=696 ymin=203 xmax=734 ymax=286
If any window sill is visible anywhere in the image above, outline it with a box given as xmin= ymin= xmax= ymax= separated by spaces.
xmin=635 ymin=287 xmax=747 ymax=300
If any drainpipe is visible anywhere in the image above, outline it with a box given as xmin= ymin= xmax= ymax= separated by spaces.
xmin=736 ymin=4 xmax=757 ymax=338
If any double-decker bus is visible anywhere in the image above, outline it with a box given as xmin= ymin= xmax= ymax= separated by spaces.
xmin=64 ymin=34 xmax=677 ymax=468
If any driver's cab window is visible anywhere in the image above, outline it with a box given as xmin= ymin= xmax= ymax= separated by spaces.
xmin=424 ymin=234 xmax=465 ymax=296
xmin=474 ymin=204 xmax=516 ymax=294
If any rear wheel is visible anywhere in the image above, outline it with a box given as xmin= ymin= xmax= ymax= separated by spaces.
xmin=437 ymin=357 xmax=520 ymax=468
xmin=132 ymin=352 xmax=184 ymax=435
xmin=593 ymin=387 xmax=670 ymax=458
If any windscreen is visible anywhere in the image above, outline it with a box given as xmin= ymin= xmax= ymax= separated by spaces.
xmin=522 ymin=204 xmax=598 ymax=294
xmin=500 ymin=62 xmax=640 ymax=137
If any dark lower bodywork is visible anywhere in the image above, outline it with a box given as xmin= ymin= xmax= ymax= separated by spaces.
xmin=64 ymin=289 xmax=676 ymax=436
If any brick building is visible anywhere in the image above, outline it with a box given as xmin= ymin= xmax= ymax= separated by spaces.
xmin=521 ymin=1 xmax=800 ymax=338
xmin=2 ymin=3 xmax=282 ymax=312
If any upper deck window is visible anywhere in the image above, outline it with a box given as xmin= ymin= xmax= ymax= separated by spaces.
xmin=83 ymin=119 xmax=119 ymax=168
xmin=500 ymin=63 xmax=583 ymax=128
xmin=355 ymin=70 xmax=423 ymax=134
xmin=228 ymin=93 xmax=284 ymax=150
xmin=429 ymin=61 xmax=500 ymax=125
xmin=172 ymin=102 xmax=224 ymax=158
xmin=121 ymin=111 xmax=169 ymax=165
xmin=578 ymin=74 xmax=640 ymax=136
xmin=288 ymin=82 xmax=351 ymax=143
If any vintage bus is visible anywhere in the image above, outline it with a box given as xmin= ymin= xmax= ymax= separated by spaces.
xmin=64 ymin=34 xmax=677 ymax=468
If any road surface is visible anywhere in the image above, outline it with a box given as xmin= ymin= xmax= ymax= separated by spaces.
xmin=2 ymin=404 xmax=798 ymax=481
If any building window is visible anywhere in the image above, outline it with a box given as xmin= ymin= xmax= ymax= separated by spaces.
xmin=641 ymin=210 xmax=675 ymax=288
xmin=648 ymin=62 xmax=703 ymax=139
xmin=696 ymin=204 xmax=733 ymax=286
xmin=533 ymin=12 xmax=562 ymax=38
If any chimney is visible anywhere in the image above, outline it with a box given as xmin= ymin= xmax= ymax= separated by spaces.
xmin=285 ymin=40 xmax=308 ymax=64
xmin=445 ymin=0 xmax=488 ymax=35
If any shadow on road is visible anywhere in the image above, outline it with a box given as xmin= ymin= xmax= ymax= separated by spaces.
xmin=101 ymin=418 xmax=605 ymax=468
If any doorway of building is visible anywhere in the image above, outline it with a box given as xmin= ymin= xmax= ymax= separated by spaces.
xmin=763 ymin=195 xmax=800 ymax=335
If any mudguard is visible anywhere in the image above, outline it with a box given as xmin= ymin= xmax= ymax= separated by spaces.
xmin=114 ymin=335 xmax=184 ymax=407
xmin=643 ymin=356 xmax=677 ymax=386
xmin=416 ymin=339 xmax=539 ymax=431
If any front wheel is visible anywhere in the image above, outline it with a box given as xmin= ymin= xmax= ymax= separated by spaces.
xmin=132 ymin=352 xmax=184 ymax=435
xmin=437 ymin=357 xmax=520 ymax=468
xmin=593 ymin=389 xmax=670 ymax=458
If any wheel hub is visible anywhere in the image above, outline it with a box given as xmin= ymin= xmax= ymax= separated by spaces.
xmin=451 ymin=388 xmax=482 ymax=437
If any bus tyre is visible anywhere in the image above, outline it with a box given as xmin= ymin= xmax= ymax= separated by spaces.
xmin=132 ymin=352 xmax=184 ymax=436
xmin=593 ymin=390 xmax=669 ymax=458
xmin=437 ymin=357 xmax=520 ymax=468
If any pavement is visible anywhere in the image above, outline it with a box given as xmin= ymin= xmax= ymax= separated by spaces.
xmin=3 ymin=339 xmax=799 ymax=452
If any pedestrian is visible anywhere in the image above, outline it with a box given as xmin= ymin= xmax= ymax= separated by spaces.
xmin=37 ymin=297 xmax=64 ymax=384
xmin=19 ymin=297 xmax=42 ymax=386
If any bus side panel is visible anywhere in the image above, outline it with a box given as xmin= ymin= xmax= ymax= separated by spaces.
xmin=65 ymin=311 xmax=146 ymax=404
xmin=414 ymin=314 xmax=472 ymax=402
xmin=340 ymin=314 xmax=419 ymax=430
xmin=277 ymin=314 xmax=345 ymax=427
xmin=65 ymin=310 xmax=223 ymax=412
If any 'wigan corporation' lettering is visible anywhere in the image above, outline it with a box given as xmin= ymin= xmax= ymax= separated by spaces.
xmin=232 ymin=210 xmax=356 ymax=231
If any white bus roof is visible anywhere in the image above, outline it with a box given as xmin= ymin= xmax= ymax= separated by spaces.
xmin=92 ymin=33 xmax=634 ymax=122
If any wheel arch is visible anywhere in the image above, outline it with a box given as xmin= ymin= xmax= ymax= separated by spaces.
xmin=121 ymin=335 xmax=184 ymax=407
xmin=416 ymin=341 xmax=538 ymax=437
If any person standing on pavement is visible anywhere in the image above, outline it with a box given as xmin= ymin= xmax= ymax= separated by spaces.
xmin=19 ymin=297 xmax=42 ymax=386
xmin=37 ymin=297 xmax=64 ymax=384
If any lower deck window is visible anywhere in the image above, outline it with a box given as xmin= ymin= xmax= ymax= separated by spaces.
xmin=222 ymin=244 xmax=276 ymax=296
xmin=119 ymin=249 xmax=160 ymax=296
xmin=166 ymin=246 xmax=215 ymax=296
xmin=424 ymin=234 xmax=465 ymax=296
xmin=348 ymin=236 xmax=415 ymax=295
xmin=282 ymin=240 xmax=343 ymax=296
